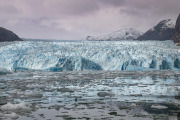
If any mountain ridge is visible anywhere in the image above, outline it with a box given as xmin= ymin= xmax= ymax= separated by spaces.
xmin=137 ymin=19 xmax=175 ymax=40
xmin=0 ymin=27 xmax=22 ymax=42
xmin=86 ymin=28 xmax=143 ymax=41
xmin=174 ymin=14 xmax=180 ymax=43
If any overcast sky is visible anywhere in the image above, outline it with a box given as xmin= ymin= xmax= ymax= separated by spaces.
xmin=0 ymin=0 xmax=180 ymax=40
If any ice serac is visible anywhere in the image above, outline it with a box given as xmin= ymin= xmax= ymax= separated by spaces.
xmin=137 ymin=19 xmax=175 ymax=40
xmin=0 ymin=27 xmax=22 ymax=42
xmin=87 ymin=28 xmax=143 ymax=41
xmin=174 ymin=14 xmax=180 ymax=43
xmin=0 ymin=41 xmax=180 ymax=71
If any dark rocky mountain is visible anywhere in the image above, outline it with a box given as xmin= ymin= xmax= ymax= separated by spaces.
xmin=174 ymin=14 xmax=180 ymax=43
xmin=137 ymin=19 xmax=175 ymax=40
xmin=0 ymin=27 xmax=22 ymax=42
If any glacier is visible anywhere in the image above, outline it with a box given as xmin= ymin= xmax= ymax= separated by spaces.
xmin=0 ymin=40 xmax=180 ymax=71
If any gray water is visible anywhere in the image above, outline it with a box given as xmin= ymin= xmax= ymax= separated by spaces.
xmin=0 ymin=70 xmax=180 ymax=120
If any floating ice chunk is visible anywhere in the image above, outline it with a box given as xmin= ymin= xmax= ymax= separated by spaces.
xmin=0 ymin=68 xmax=8 ymax=71
xmin=8 ymin=89 xmax=21 ymax=94
xmin=130 ymin=103 xmax=137 ymax=107
xmin=151 ymin=105 xmax=168 ymax=109
xmin=0 ymin=102 xmax=32 ymax=112
xmin=0 ymin=67 xmax=10 ymax=75
xmin=26 ymin=84 xmax=46 ymax=89
xmin=8 ymin=89 xmax=24 ymax=97
xmin=9 ymin=72 xmax=33 ymax=77
xmin=24 ymin=91 xmax=43 ymax=98
xmin=5 ymin=112 xmax=19 ymax=119
xmin=0 ymin=113 xmax=4 ymax=117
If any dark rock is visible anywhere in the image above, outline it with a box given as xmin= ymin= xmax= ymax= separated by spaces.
xmin=0 ymin=27 xmax=22 ymax=42
xmin=174 ymin=58 xmax=180 ymax=68
xmin=0 ymin=96 xmax=7 ymax=105
xmin=57 ymin=88 xmax=74 ymax=92
xmin=137 ymin=19 xmax=175 ymax=40
xmin=108 ymin=112 xmax=117 ymax=115
xmin=174 ymin=14 xmax=180 ymax=43
xmin=97 ymin=92 xmax=115 ymax=97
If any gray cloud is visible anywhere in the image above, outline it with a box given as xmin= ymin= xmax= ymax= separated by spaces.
xmin=120 ymin=8 xmax=146 ymax=17
xmin=120 ymin=0 xmax=180 ymax=17
xmin=98 ymin=0 xmax=126 ymax=7
xmin=0 ymin=0 xmax=179 ymax=40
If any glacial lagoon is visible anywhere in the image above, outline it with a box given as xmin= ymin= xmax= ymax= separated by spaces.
xmin=0 ymin=40 xmax=180 ymax=119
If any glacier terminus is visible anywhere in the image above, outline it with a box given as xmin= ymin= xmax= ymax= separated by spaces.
xmin=0 ymin=40 xmax=180 ymax=72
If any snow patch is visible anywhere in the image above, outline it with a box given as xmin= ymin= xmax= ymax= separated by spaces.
xmin=163 ymin=19 xmax=175 ymax=29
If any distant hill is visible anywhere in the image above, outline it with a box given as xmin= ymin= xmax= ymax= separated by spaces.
xmin=86 ymin=28 xmax=143 ymax=41
xmin=137 ymin=19 xmax=175 ymax=40
xmin=0 ymin=27 xmax=22 ymax=42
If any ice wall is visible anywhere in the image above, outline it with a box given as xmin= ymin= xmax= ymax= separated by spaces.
xmin=0 ymin=40 xmax=180 ymax=71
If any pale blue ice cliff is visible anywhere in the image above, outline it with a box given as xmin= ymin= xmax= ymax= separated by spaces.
xmin=0 ymin=40 xmax=180 ymax=71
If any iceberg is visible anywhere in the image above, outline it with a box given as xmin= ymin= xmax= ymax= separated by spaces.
xmin=0 ymin=67 xmax=10 ymax=75
xmin=0 ymin=40 xmax=180 ymax=71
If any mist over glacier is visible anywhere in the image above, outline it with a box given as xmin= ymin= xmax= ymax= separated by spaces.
xmin=0 ymin=40 xmax=180 ymax=71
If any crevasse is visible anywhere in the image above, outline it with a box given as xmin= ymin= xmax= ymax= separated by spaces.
xmin=0 ymin=40 xmax=180 ymax=71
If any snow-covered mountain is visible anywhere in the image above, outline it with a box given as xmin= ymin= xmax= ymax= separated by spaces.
xmin=138 ymin=19 xmax=175 ymax=40
xmin=87 ymin=28 xmax=143 ymax=41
